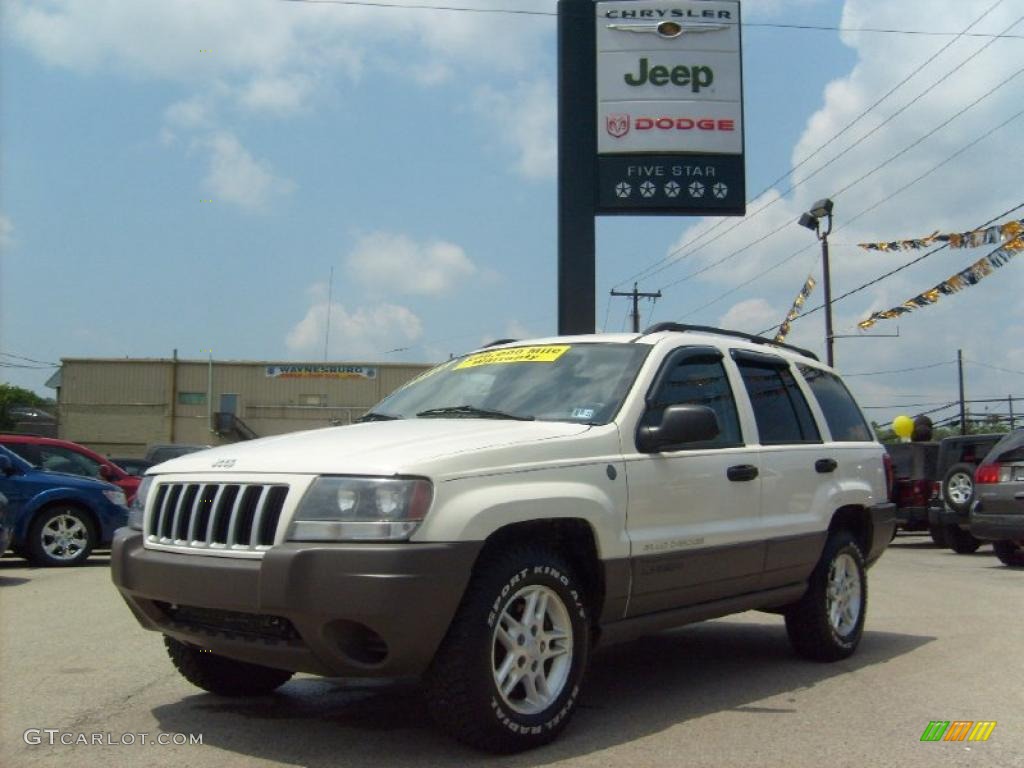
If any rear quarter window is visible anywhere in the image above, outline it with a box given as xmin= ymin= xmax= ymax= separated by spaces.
xmin=798 ymin=365 xmax=873 ymax=442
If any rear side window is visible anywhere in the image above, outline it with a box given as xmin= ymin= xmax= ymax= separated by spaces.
xmin=736 ymin=356 xmax=821 ymax=445
xmin=798 ymin=365 xmax=873 ymax=442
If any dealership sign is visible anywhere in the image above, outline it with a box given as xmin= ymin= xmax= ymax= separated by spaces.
xmin=595 ymin=0 xmax=745 ymax=214
xmin=265 ymin=365 xmax=377 ymax=380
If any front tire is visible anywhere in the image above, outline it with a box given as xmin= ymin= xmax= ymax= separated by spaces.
xmin=425 ymin=544 xmax=590 ymax=753
xmin=785 ymin=531 xmax=867 ymax=662
xmin=164 ymin=637 xmax=294 ymax=696
xmin=993 ymin=540 xmax=1024 ymax=567
xmin=27 ymin=506 xmax=95 ymax=567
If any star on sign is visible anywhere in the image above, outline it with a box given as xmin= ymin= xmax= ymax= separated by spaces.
xmin=615 ymin=182 xmax=632 ymax=198
xmin=712 ymin=182 xmax=729 ymax=199
xmin=688 ymin=181 xmax=705 ymax=198
xmin=664 ymin=181 xmax=681 ymax=198
xmin=639 ymin=181 xmax=656 ymax=198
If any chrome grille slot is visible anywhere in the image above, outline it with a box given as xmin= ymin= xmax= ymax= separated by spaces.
xmin=146 ymin=481 xmax=289 ymax=552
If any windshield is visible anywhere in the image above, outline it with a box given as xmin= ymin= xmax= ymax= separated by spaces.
xmin=372 ymin=343 xmax=650 ymax=424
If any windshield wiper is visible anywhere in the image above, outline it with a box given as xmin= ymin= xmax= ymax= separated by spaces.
xmin=416 ymin=405 xmax=534 ymax=421
xmin=355 ymin=411 xmax=402 ymax=423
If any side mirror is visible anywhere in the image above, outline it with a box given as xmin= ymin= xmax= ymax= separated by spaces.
xmin=637 ymin=404 xmax=720 ymax=453
xmin=99 ymin=464 xmax=114 ymax=480
xmin=0 ymin=455 xmax=15 ymax=476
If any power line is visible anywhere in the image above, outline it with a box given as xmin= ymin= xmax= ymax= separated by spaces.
xmin=277 ymin=0 xmax=1024 ymax=41
xmin=844 ymin=361 xmax=955 ymax=377
xmin=965 ymin=359 xmax=1024 ymax=376
xmin=0 ymin=351 xmax=58 ymax=366
xmin=612 ymin=0 xmax=1013 ymax=289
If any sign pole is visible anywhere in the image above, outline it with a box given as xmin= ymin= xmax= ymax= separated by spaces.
xmin=557 ymin=0 xmax=598 ymax=335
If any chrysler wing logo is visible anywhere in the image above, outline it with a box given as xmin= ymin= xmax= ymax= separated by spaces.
xmin=606 ymin=113 xmax=630 ymax=138
xmin=606 ymin=21 xmax=730 ymax=39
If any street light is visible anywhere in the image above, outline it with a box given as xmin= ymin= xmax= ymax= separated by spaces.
xmin=798 ymin=198 xmax=835 ymax=367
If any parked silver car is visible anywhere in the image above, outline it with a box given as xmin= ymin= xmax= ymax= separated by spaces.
xmin=969 ymin=429 xmax=1024 ymax=566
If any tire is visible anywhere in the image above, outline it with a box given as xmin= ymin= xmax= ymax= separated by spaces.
xmin=164 ymin=636 xmax=293 ymax=696
xmin=928 ymin=524 xmax=949 ymax=548
xmin=784 ymin=531 xmax=867 ymax=662
xmin=993 ymin=540 xmax=1024 ymax=567
xmin=425 ymin=543 xmax=591 ymax=753
xmin=942 ymin=463 xmax=976 ymax=515
xmin=27 ymin=506 xmax=96 ymax=567
xmin=945 ymin=525 xmax=982 ymax=554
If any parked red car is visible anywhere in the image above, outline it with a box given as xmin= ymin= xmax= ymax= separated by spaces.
xmin=0 ymin=435 xmax=140 ymax=503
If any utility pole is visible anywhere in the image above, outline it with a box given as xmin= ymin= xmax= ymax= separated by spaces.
xmin=610 ymin=283 xmax=662 ymax=333
xmin=1009 ymin=395 xmax=1016 ymax=429
xmin=958 ymin=349 xmax=967 ymax=435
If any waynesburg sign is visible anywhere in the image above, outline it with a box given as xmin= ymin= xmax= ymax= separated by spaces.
xmin=595 ymin=0 xmax=745 ymax=214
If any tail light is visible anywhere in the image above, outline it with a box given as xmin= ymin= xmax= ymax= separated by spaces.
xmin=883 ymin=453 xmax=894 ymax=501
xmin=931 ymin=481 xmax=942 ymax=500
xmin=975 ymin=463 xmax=1001 ymax=484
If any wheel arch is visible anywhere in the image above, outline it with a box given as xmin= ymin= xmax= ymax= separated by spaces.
xmin=828 ymin=505 xmax=872 ymax=558
xmin=473 ymin=518 xmax=606 ymax=633
xmin=18 ymin=497 xmax=99 ymax=547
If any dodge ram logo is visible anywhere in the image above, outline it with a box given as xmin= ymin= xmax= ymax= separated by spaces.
xmin=606 ymin=113 xmax=630 ymax=138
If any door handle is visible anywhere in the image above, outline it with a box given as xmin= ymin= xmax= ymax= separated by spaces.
xmin=727 ymin=464 xmax=759 ymax=482
xmin=815 ymin=458 xmax=838 ymax=473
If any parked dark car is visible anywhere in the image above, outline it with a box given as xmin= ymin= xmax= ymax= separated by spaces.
xmin=969 ymin=429 xmax=1024 ymax=566
xmin=109 ymin=458 xmax=154 ymax=477
xmin=927 ymin=433 xmax=1004 ymax=553
xmin=0 ymin=491 xmax=12 ymax=556
xmin=0 ymin=445 xmax=129 ymax=566
xmin=0 ymin=434 xmax=141 ymax=503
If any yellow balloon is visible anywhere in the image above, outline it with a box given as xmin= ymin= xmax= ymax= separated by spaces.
xmin=892 ymin=415 xmax=914 ymax=439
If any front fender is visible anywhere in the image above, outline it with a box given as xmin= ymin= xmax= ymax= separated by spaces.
xmin=414 ymin=462 xmax=629 ymax=560
xmin=13 ymin=490 xmax=101 ymax=543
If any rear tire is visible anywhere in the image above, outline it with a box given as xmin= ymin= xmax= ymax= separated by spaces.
xmin=946 ymin=525 xmax=982 ymax=554
xmin=993 ymin=540 xmax=1024 ymax=567
xmin=785 ymin=531 xmax=867 ymax=662
xmin=164 ymin=636 xmax=293 ymax=696
xmin=425 ymin=543 xmax=591 ymax=753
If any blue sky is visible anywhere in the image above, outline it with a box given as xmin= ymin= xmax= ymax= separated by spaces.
xmin=2 ymin=0 xmax=1022 ymax=429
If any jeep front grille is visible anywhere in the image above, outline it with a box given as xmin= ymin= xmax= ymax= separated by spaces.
xmin=147 ymin=482 xmax=289 ymax=550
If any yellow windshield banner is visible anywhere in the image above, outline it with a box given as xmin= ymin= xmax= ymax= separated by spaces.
xmin=455 ymin=345 xmax=571 ymax=369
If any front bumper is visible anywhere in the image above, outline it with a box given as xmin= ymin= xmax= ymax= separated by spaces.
xmin=111 ymin=529 xmax=481 ymax=678
xmin=867 ymin=502 xmax=897 ymax=566
xmin=969 ymin=502 xmax=1024 ymax=542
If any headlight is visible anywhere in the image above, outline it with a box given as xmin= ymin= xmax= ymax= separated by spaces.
xmin=287 ymin=476 xmax=433 ymax=542
xmin=127 ymin=476 xmax=153 ymax=530
xmin=104 ymin=489 xmax=128 ymax=508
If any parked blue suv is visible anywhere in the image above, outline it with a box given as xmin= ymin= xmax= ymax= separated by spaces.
xmin=0 ymin=445 xmax=128 ymax=566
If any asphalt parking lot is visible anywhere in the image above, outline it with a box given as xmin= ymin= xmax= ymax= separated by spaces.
xmin=1 ymin=536 xmax=1021 ymax=768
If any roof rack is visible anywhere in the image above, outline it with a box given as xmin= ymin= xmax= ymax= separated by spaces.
xmin=640 ymin=323 xmax=820 ymax=362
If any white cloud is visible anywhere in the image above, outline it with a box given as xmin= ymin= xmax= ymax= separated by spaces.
xmin=238 ymin=74 xmax=313 ymax=115
xmin=201 ymin=132 xmax=294 ymax=211
xmin=474 ymin=80 xmax=557 ymax=180
xmin=287 ymin=284 xmax=423 ymax=359
xmin=346 ymin=232 xmax=477 ymax=297
xmin=717 ymin=298 xmax=779 ymax=334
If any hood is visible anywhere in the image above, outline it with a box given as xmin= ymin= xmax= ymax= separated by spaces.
xmin=31 ymin=468 xmax=122 ymax=493
xmin=149 ymin=419 xmax=594 ymax=477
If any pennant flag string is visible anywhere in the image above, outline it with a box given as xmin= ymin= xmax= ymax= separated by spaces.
xmin=774 ymin=274 xmax=817 ymax=343
xmin=857 ymin=218 xmax=1024 ymax=252
xmin=857 ymin=236 xmax=1022 ymax=329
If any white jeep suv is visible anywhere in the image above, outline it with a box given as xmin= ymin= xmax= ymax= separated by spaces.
xmin=112 ymin=324 xmax=895 ymax=752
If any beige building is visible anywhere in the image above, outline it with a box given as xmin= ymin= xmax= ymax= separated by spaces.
xmin=50 ymin=357 xmax=434 ymax=457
